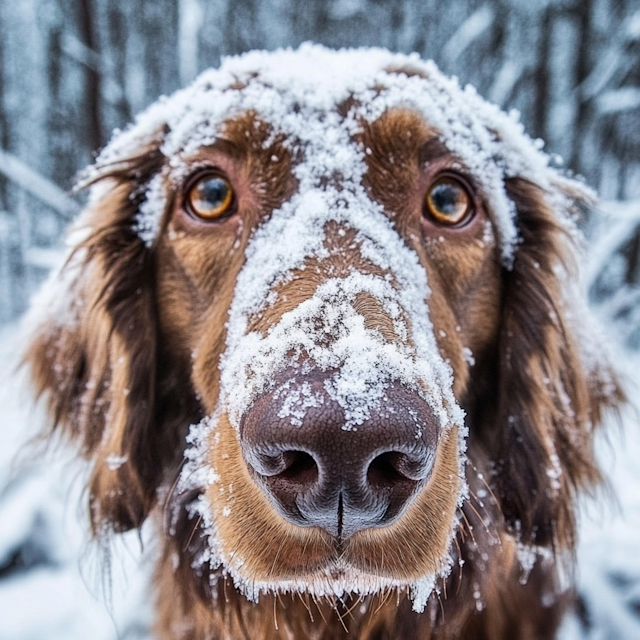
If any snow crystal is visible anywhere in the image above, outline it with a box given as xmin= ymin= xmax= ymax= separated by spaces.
xmin=105 ymin=454 xmax=128 ymax=471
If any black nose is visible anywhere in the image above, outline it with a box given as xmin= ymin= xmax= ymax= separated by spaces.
xmin=240 ymin=373 xmax=439 ymax=539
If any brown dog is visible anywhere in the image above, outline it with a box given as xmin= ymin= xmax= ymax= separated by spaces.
xmin=25 ymin=45 xmax=620 ymax=639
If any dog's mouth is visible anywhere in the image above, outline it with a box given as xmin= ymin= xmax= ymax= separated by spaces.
xmin=179 ymin=394 xmax=462 ymax=606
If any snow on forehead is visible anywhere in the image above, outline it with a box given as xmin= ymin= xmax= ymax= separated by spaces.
xmin=94 ymin=45 xmax=402 ymax=165
xmin=213 ymin=44 xmax=400 ymax=101
xmin=98 ymin=43 xmax=531 ymax=160
xmin=90 ymin=44 xmax=592 ymax=263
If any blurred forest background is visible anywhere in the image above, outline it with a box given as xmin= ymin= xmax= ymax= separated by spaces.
xmin=0 ymin=0 xmax=639 ymax=336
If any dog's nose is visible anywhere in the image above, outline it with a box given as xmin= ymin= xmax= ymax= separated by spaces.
xmin=240 ymin=375 xmax=439 ymax=539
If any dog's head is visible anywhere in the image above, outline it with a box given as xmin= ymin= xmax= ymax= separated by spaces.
xmin=26 ymin=45 xmax=619 ymax=611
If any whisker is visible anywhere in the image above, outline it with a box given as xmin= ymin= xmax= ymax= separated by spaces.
xmin=458 ymin=508 xmax=477 ymax=547
xmin=298 ymin=591 xmax=314 ymax=622
xmin=465 ymin=491 xmax=494 ymax=537
xmin=313 ymin=593 xmax=329 ymax=626
xmin=163 ymin=458 xmax=187 ymax=515
xmin=183 ymin=514 xmax=203 ymax=553
xmin=273 ymin=593 xmax=279 ymax=631
xmin=267 ymin=534 xmax=288 ymax=583
xmin=342 ymin=593 xmax=363 ymax=621
xmin=453 ymin=536 xmax=464 ymax=597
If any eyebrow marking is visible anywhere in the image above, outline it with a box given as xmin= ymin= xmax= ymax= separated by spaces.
xmin=420 ymin=137 xmax=452 ymax=166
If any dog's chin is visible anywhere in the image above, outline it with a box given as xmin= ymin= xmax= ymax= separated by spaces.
xmin=213 ymin=508 xmax=456 ymax=605
xmin=221 ymin=559 xmax=438 ymax=603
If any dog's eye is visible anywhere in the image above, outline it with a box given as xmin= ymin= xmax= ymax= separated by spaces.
xmin=424 ymin=176 xmax=473 ymax=226
xmin=186 ymin=174 xmax=235 ymax=220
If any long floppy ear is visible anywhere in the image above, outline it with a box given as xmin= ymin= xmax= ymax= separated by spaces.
xmin=24 ymin=143 xmax=167 ymax=533
xmin=493 ymin=177 xmax=622 ymax=551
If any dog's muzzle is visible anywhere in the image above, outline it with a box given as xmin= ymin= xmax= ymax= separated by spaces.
xmin=240 ymin=371 xmax=439 ymax=540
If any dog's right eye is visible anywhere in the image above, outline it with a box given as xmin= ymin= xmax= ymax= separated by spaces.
xmin=186 ymin=174 xmax=235 ymax=220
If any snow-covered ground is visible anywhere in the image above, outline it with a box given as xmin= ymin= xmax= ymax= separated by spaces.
xmin=560 ymin=349 xmax=640 ymax=640
xmin=0 ymin=295 xmax=639 ymax=639
xmin=0 ymin=325 xmax=153 ymax=639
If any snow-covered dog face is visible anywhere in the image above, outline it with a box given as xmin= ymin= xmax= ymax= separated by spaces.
xmin=171 ymin=107 xmax=479 ymax=603
xmin=27 ymin=46 xmax=618 ymax=621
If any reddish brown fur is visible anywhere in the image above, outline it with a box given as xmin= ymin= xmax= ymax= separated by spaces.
xmin=25 ymin=92 xmax=620 ymax=640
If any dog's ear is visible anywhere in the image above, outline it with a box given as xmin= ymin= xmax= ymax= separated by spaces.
xmin=24 ymin=144 xmax=167 ymax=533
xmin=493 ymin=178 xmax=622 ymax=550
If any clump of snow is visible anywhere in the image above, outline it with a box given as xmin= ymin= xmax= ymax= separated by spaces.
xmin=410 ymin=574 xmax=436 ymax=613
xmin=133 ymin=172 xmax=167 ymax=247
xmin=546 ymin=452 xmax=563 ymax=494
xmin=515 ymin=541 xmax=554 ymax=586
xmin=105 ymin=454 xmax=128 ymax=472
xmin=275 ymin=380 xmax=325 ymax=427
xmin=462 ymin=347 xmax=476 ymax=366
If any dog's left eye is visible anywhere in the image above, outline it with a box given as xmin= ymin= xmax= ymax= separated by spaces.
xmin=186 ymin=174 xmax=235 ymax=220
xmin=424 ymin=176 xmax=473 ymax=226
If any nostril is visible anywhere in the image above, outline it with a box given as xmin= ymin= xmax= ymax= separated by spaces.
xmin=368 ymin=452 xmax=407 ymax=488
xmin=367 ymin=451 xmax=433 ymax=487
xmin=278 ymin=451 xmax=318 ymax=486
xmin=250 ymin=449 xmax=319 ymax=485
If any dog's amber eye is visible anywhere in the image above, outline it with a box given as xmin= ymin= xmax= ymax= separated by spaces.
xmin=424 ymin=176 xmax=473 ymax=226
xmin=186 ymin=174 xmax=234 ymax=220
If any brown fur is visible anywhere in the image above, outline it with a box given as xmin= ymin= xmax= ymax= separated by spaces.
xmin=25 ymin=87 xmax=620 ymax=640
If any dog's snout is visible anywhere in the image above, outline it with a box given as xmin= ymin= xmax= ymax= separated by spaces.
xmin=240 ymin=375 xmax=439 ymax=539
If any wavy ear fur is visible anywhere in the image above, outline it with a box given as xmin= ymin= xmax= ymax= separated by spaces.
xmin=493 ymin=178 xmax=622 ymax=550
xmin=25 ymin=146 xmax=169 ymax=533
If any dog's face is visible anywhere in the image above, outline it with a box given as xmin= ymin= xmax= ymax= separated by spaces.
xmin=160 ymin=104 xmax=501 ymax=598
xmin=26 ymin=46 xmax=618 ymax=616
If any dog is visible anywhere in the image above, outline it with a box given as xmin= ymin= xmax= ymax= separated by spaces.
xmin=24 ymin=44 xmax=620 ymax=639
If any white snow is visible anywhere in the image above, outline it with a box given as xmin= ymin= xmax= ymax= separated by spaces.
xmin=134 ymin=172 xmax=167 ymax=247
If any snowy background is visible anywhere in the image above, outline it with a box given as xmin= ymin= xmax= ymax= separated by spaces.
xmin=0 ymin=1 xmax=639 ymax=638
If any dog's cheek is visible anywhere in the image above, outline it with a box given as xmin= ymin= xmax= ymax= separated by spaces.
xmin=154 ymin=234 xmax=248 ymax=411
xmin=422 ymin=235 xmax=502 ymax=368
